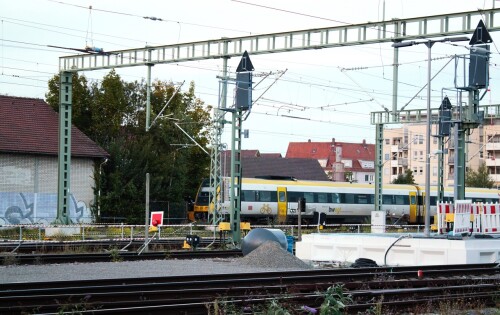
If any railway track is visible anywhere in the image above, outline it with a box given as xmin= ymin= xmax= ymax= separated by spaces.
xmin=1 ymin=263 xmax=498 ymax=314
xmin=1 ymin=249 xmax=242 ymax=265
xmin=0 ymin=238 xmax=222 ymax=254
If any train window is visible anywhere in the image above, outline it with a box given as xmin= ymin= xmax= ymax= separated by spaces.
xmin=288 ymin=191 xmax=302 ymax=203
xmin=357 ymin=194 xmax=370 ymax=204
xmin=338 ymin=193 xmax=346 ymax=203
xmin=241 ymin=190 xmax=255 ymax=202
xmin=316 ymin=193 xmax=328 ymax=203
xmin=331 ymin=193 xmax=340 ymax=203
xmin=443 ymin=196 xmax=453 ymax=202
xmin=394 ymin=195 xmax=406 ymax=205
xmin=278 ymin=191 xmax=286 ymax=202
xmin=197 ymin=196 xmax=209 ymax=205
xmin=410 ymin=195 xmax=416 ymax=205
xmin=304 ymin=192 xmax=314 ymax=203
xmin=258 ymin=190 xmax=274 ymax=202
xmin=345 ymin=194 xmax=355 ymax=204
xmin=382 ymin=195 xmax=393 ymax=205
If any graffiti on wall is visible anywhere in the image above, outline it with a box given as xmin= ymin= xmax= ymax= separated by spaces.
xmin=0 ymin=192 xmax=92 ymax=225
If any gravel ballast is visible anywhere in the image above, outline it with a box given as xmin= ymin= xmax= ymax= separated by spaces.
xmin=0 ymin=241 xmax=312 ymax=283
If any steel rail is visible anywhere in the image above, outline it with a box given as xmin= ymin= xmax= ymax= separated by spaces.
xmin=0 ymin=265 xmax=498 ymax=314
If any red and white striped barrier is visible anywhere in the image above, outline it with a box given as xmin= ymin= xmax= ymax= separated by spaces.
xmin=437 ymin=201 xmax=500 ymax=235
xmin=469 ymin=203 xmax=482 ymax=234
xmin=481 ymin=203 xmax=499 ymax=234
xmin=437 ymin=202 xmax=453 ymax=234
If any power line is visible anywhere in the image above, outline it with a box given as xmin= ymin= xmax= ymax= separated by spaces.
xmin=231 ymin=0 xmax=356 ymax=26
xmin=47 ymin=0 xmax=252 ymax=35
xmin=231 ymin=0 xmax=399 ymax=36
xmin=0 ymin=16 xmax=162 ymax=46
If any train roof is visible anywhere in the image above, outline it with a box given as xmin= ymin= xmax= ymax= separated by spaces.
xmin=237 ymin=177 xmax=500 ymax=194
xmin=239 ymin=177 xmax=415 ymax=189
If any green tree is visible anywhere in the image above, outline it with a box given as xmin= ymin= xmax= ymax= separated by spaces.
xmin=46 ymin=71 xmax=212 ymax=223
xmin=392 ymin=169 xmax=415 ymax=184
xmin=46 ymin=72 xmax=94 ymax=135
xmin=465 ymin=162 xmax=494 ymax=188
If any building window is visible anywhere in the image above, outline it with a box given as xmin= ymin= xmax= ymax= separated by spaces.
xmin=385 ymin=139 xmax=390 ymax=145
xmin=419 ymin=167 xmax=423 ymax=174
xmin=385 ymin=153 xmax=390 ymax=161
xmin=433 ymin=166 xmax=437 ymax=176
xmin=419 ymin=134 xmax=424 ymax=144
xmin=420 ymin=151 xmax=423 ymax=160
xmin=433 ymin=136 xmax=437 ymax=144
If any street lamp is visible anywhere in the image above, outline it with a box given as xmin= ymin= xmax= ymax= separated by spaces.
xmin=392 ymin=36 xmax=469 ymax=236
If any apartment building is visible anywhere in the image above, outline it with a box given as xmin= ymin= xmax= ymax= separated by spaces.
xmin=383 ymin=121 xmax=499 ymax=186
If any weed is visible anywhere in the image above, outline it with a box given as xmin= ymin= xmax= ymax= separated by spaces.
xmin=318 ymin=284 xmax=353 ymax=315
xmin=55 ymin=295 xmax=101 ymax=314
xmin=109 ymin=248 xmax=123 ymax=262
xmin=1 ymin=252 xmax=19 ymax=266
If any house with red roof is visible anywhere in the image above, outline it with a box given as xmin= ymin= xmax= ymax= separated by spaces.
xmin=0 ymin=95 xmax=108 ymax=224
xmin=285 ymin=138 xmax=375 ymax=183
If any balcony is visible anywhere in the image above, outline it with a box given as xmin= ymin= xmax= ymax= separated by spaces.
xmin=398 ymin=158 xmax=408 ymax=166
xmin=390 ymin=145 xmax=399 ymax=153
xmin=448 ymin=156 xmax=455 ymax=164
xmin=489 ymin=174 xmax=500 ymax=184
xmin=485 ymin=143 xmax=500 ymax=151
xmin=485 ymin=158 xmax=499 ymax=167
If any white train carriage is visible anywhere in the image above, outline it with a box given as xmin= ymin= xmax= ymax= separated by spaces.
xmin=191 ymin=177 xmax=500 ymax=224
xmin=219 ymin=178 xmax=419 ymax=224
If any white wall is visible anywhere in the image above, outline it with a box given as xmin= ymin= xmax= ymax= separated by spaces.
xmin=0 ymin=154 xmax=94 ymax=224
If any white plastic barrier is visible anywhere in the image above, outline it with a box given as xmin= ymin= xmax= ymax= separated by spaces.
xmin=453 ymin=200 xmax=472 ymax=235
xmin=437 ymin=201 xmax=500 ymax=235
xmin=469 ymin=203 xmax=482 ymax=234
xmin=482 ymin=203 xmax=500 ymax=234
xmin=436 ymin=202 xmax=453 ymax=234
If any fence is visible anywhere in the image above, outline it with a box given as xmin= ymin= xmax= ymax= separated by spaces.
xmin=436 ymin=201 xmax=500 ymax=235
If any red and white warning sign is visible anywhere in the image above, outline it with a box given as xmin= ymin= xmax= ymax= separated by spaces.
xmin=150 ymin=211 xmax=164 ymax=227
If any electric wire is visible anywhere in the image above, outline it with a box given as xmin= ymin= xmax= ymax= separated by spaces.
xmin=47 ymin=0 xmax=252 ymax=35
xmin=0 ymin=15 xmax=159 ymax=46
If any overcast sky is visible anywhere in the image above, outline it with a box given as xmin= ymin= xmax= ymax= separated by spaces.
xmin=1 ymin=0 xmax=499 ymax=155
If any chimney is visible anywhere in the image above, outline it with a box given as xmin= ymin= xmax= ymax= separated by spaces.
xmin=308 ymin=139 xmax=311 ymax=142
xmin=362 ymin=139 xmax=366 ymax=147
xmin=332 ymin=138 xmax=335 ymax=145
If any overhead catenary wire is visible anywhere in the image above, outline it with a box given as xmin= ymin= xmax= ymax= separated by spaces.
xmin=340 ymin=68 xmax=390 ymax=113
xmin=47 ymin=0 xmax=252 ymax=35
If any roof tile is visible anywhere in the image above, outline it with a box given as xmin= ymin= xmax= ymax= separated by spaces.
xmin=0 ymin=95 xmax=108 ymax=158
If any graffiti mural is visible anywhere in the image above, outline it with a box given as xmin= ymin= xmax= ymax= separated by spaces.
xmin=0 ymin=192 xmax=92 ymax=225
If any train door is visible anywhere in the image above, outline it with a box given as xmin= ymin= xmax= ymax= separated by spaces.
xmin=277 ymin=187 xmax=287 ymax=223
xmin=409 ymin=191 xmax=417 ymax=223
xmin=419 ymin=191 xmax=426 ymax=224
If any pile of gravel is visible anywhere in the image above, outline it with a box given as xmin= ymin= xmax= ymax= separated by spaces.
xmin=238 ymin=240 xmax=312 ymax=269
